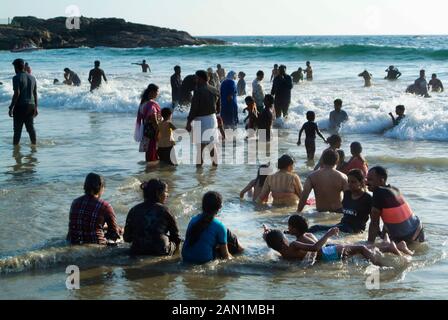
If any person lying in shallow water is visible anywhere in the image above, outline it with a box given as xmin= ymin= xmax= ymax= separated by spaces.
xmin=263 ymin=219 xmax=413 ymax=266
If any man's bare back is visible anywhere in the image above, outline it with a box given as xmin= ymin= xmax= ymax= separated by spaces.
xmin=298 ymin=168 xmax=348 ymax=212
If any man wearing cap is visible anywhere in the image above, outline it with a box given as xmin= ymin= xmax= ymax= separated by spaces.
xmin=9 ymin=58 xmax=38 ymax=146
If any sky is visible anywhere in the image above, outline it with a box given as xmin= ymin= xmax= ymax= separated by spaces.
xmin=1 ymin=0 xmax=447 ymax=36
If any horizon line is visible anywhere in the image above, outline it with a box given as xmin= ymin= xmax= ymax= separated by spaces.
xmin=196 ymin=34 xmax=448 ymax=37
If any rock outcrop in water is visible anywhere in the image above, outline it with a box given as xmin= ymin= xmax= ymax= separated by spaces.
xmin=0 ymin=16 xmax=225 ymax=50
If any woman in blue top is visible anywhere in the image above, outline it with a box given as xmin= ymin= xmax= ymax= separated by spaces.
xmin=220 ymin=71 xmax=239 ymax=129
xmin=182 ymin=191 xmax=243 ymax=264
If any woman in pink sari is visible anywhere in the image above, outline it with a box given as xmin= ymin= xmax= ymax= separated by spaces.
xmin=135 ymin=84 xmax=161 ymax=162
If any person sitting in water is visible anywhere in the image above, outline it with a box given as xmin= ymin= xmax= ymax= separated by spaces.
xmin=428 ymin=73 xmax=444 ymax=92
xmin=389 ymin=105 xmax=406 ymax=126
xmin=88 ymin=60 xmax=107 ymax=92
xmin=298 ymin=111 xmax=328 ymax=161
xmin=132 ymin=60 xmax=151 ymax=73
xmin=328 ymin=99 xmax=348 ymax=135
xmin=314 ymin=134 xmax=343 ymax=170
xmin=291 ymin=67 xmax=304 ymax=84
xmin=309 ymin=169 xmax=372 ymax=234
xmin=68 ymin=173 xmax=122 ymax=245
xmin=240 ymin=164 xmax=271 ymax=201
xmin=413 ymin=69 xmax=430 ymax=98
xmin=263 ymin=226 xmax=383 ymax=265
xmin=63 ymin=68 xmax=81 ymax=86
xmin=298 ymin=149 xmax=348 ymax=213
xmin=367 ymin=166 xmax=425 ymax=245
xmin=265 ymin=215 xmax=412 ymax=264
xmin=124 ymin=179 xmax=181 ymax=256
xmin=358 ymin=70 xmax=372 ymax=87
xmin=182 ymin=191 xmax=244 ymax=264
xmin=256 ymin=155 xmax=303 ymax=206
xmin=343 ymin=142 xmax=368 ymax=177
xmin=385 ymin=66 xmax=402 ymax=80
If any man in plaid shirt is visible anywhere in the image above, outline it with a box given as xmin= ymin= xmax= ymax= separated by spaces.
xmin=68 ymin=173 xmax=122 ymax=245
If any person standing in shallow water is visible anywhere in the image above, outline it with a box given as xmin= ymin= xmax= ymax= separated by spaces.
xmin=220 ymin=71 xmax=239 ymax=129
xmin=328 ymin=99 xmax=348 ymax=135
xmin=88 ymin=60 xmax=107 ymax=92
xmin=9 ymin=58 xmax=38 ymax=146
xmin=68 ymin=173 xmax=122 ymax=245
xmin=132 ymin=59 xmax=151 ymax=73
xmin=136 ymin=84 xmax=162 ymax=163
xmin=217 ymin=64 xmax=226 ymax=82
xmin=305 ymin=61 xmax=313 ymax=81
xmin=124 ymin=179 xmax=181 ymax=256
xmin=170 ymin=65 xmax=182 ymax=110
xmin=271 ymin=65 xmax=293 ymax=119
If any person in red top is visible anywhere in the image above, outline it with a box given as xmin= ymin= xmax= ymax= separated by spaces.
xmin=68 ymin=173 xmax=122 ymax=245
xmin=135 ymin=84 xmax=162 ymax=162
xmin=343 ymin=142 xmax=368 ymax=177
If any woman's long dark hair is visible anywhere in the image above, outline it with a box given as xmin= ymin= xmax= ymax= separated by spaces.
xmin=140 ymin=83 xmax=159 ymax=105
xmin=141 ymin=179 xmax=167 ymax=204
xmin=186 ymin=191 xmax=223 ymax=246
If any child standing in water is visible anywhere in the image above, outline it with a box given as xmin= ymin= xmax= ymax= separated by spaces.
xmin=297 ymin=111 xmax=327 ymax=161
xmin=157 ymin=108 xmax=177 ymax=165
xmin=240 ymin=164 xmax=271 ymax=201
xmin=243 ymin=96 xmax=259 ymax=137
xmin=389 ymin=105 xmax=406 ymax=126
xmin=237 ymin=72 xmax=247 ymax=96
xmin=343 ymin=142 xmax=368 ymax=177
xmin=305 ymin=61 xmax=313 ymax=81
xmin=258 ymin=94 xmax=275 ymax=142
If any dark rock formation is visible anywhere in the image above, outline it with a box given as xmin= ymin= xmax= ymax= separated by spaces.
xmin=0 ymin=16 xmax=224 ymax=50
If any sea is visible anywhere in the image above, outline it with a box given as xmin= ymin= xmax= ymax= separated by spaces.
xmin=0 ymin=35 xmax=447 ymax=299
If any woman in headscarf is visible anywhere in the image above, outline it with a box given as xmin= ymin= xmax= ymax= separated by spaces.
xmin=220 ymin=71 xmax=239 ymax=129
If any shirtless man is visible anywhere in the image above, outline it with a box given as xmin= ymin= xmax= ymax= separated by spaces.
xmin=428 ymin=73 xmax=444 ymax=92
xmin=132 ymin=60 xmax=151 ymax=73
xmin=305 ymin=61 xmax=313 ymax=81
xmin=88 ymin=60 xmax=107 ymax=92
xmin=297 ymin=149 xmax=348 ymax=213
xmin=217 ymin=64 xmax=226 ymax=82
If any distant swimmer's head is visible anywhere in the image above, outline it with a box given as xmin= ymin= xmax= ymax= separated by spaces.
xmin=238 ymin=71 xmax=246 ymax=79
xmin=245 ymin=96 xmax=255 ymax=107
xmin=350 ymin=141 xmax=363 ymax=156
xmin=367 ymin=166 xmax=388 ymax=191
xmin=94 ymin=60 xmax=100 ymax=67
xmin=141 ymin=179 xmax=169 ymax=204
xmin=347 ymin=169 xmax=366 ymax=193
xmin=256 ymin=70 xmax=264 ymax=80
xmin=207 ymin=67 xmax=213 ymax=74
xmin=395 ymin=105 xmax=405 ymax=115
xmin=274 ymin=64 xmax=278 ymax=69
xmin=432 ymin=73 xmax=437 ymax=79
xmin=389 ymin=65 xmax=394 ymax=70
xmin=140 ymin=83 xmax=159 ymax=104
xmin=195 ymin=70 xmax=208 ymax=84
xmin=12 ymin=58 xmax=25 ymax=72
xmin=278 ymin=154 xmax=295 ymax=172
xmin=327 ymin=134 xmax=342 ymax=149
xmin=298 ymin=67 xmax=303 ymax=72
xmin=227 ymin=71 xmax=237 ymax=80
xmin=322 ymin=149 xmax=339 ymax=168
xmin=264 ymin=229 xmax=287 ymax=252
xmin=334 ymin=99 xmax=343 ymax=111
xmin=288 ymin=215 xmax=309 ymax=237
xmin=264 ymin=94 xmax=274 ymax=107
xmin=142 ymin=60 xmax=146 ymax=64
xmin=64 ymin=68 xmax=70 ymax=73
xmin=161 ymin=107 xmax=172 ymax=121
xmin=217 ymin=64 xmax=222 ymax=69
xmin=84 ymin=173 xmax=105 ymax=197
xmin=420 ymin=69 xmax=426 ymax=77
xmin=306 ymin=111 xmax=316 ymax=122
xmin=174 ymin=65 xmax=181 ymax=74
xmin=306 ymin=61 xmax=311 ymax=66
xmin=53 ymin=79 xmax=60 ymax=84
